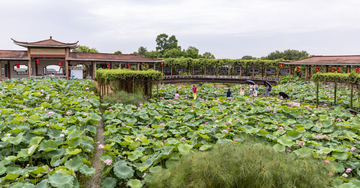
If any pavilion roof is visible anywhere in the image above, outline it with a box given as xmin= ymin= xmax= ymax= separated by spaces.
xmin=281 ymin=55 xmax=360 ymax=66
xmin=12 ymin=36 xmax=78 ymax=49
xmin=67 ymin=52 xmax=162 ymax=62
xmin=0 ymin=50 xmax=29 ymax=60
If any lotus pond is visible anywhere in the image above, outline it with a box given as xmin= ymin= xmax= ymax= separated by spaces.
xmin=0 ymin=78 xmax=101 ymax=188
xmin=101 ymin=92 xmax=360 ymax=187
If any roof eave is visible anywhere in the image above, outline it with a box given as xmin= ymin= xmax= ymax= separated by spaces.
xmin=0 ymin=58 xmax=30 ymax=61
xmin=14 ymin=42 xmax=78 ymax=49
xmin=66 ymin=58 xmax=162 ymax=62
xmin=280 ymin=61 xmax=360 ymax=66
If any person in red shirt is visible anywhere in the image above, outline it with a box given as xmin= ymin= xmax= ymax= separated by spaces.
xmin=192 ymin=85 xmax=197 ymax=100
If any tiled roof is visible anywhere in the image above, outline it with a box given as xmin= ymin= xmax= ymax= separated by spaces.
xmin=12 ymin=37 xmax=78 ymax=48
xmin=0 ymin=50 xmax=29 ymax=60
xmin=68 ymin=52 xmax=161 ymax=62
xmin=282 ymin=56 xmax=360 ymax=65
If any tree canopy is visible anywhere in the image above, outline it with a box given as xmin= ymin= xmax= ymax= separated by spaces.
xmin=114 ymin=51 xmax=122 ymax=54
xmin=138 ymin=46 xmax=148 ymax=56
xmin=264 ymin=49 xmax=309 ymax=60
xmin=72 ymin=45 xmax=99 ymax=53
xmin=155 ymin=33 xmax=178 ymax=53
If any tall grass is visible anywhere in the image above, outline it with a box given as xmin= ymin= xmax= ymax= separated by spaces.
xmin=101 ymin=91 xmax=147 ymax=107
xmin=145 ymin=141 xmax=334 ymax=188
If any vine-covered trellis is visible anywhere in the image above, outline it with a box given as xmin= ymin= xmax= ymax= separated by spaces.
xmin=311 ymin=73 xmax=360 ymax=108
xmin=96 ymin=69 xmax=163 ymax=98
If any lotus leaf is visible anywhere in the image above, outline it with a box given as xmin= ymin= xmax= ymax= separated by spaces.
xmin=127 ymin=179 xmax=143 ymax=188
xmin=114 ymin=163 xmax=135 ymax=179
xmin=101 ymin=177 xmax=117 ymax=188
xmin=49 ymin=173 xmax=74 ymax=188
xmin=79 ymin=164 xmax=96 ymax=176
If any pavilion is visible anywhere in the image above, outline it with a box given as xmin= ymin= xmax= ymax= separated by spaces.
xmin=0 ymin=37 xmax=161 ymax=80
xmin=281 ymin=55 xmax=360 ymax=80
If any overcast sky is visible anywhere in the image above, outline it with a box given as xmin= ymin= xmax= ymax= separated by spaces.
xmin=1 ymin=0 xmax=360 ymax=59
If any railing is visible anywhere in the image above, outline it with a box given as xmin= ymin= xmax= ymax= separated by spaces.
xmin=162 ymin=75 xmax=280 ymax=81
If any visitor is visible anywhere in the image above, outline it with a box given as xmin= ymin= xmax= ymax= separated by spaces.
xmin=227 ymin=89 xmax=232 ymax=97
xmin=265 ymin=84 xmax=270 ymax=96
xmin=249 ymin=84 xmax=254 ymax=96
xmin=254 ymin=84 xmax=258 ymax=97
xmin=192 ymin=85 xmax=197 ymax=100
xmin=240 ymin=87 xmax=245 ymax=96
xmin=174 ymin=91 xmax=179 ymax=99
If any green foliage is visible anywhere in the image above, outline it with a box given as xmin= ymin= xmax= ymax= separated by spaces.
xmin=114 ymin=51 xmax=122 ymax=54
xmin=264 ymin=49 xmax=309 ymax=60
xmin=0 ymin=78 xmax=100 ymax=187
xmin=202 ymin=52 xmax=215 ymax=59
xmin=145 ymin=142 xmax=334 ymax=188
xmin=138 ymin=46 xmax=148 ymax=56
xmin=312 ymin=73 xmax=360 ymax=84
xmin=241 ymin=55 xmax=257 ymax=60
xmin=156 ymin=33 xmax=178 ymax=53
xmin=72 ymin=45 xmax=99 ymax=53
xmin=96 ymin=69 xmax=163 ymax=84
xmin=101 ymin=91 xmax=147 ymax=106
xmin=279 ymin=75 xmax=303 ymax=84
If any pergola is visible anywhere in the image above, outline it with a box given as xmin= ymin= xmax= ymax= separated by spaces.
xmin=0 ymin=37 xmax=162 ymax=80
xmin=281 ymin=55 xmax=360 ymax=79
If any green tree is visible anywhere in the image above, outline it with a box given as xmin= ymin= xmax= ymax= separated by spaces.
xmin=114 ymin=51 xmax=122 ymax=54
xmin=185 ymin=46 xmax=199 ymax=59
xmin=241 ymin=55 xmax=257 ymax=60
xmin=144 ymin=51 xmax=161 ymax=59
xmin=155 ymin=33 xmax=178 ymax=53
xmin=202 ymin=52 xmax=215 ymax=59
xmin=265 ymin=49 xmax=309 ymax=60
xmin=163 ymin=48 xmax=184 ymax=58
xmin=72 ymin=45 xmax=99 ymax=53
xmin=138 ymin=46 xmax=148 ymax=56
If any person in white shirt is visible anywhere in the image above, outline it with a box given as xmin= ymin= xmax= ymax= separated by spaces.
xmin=174 ymin=91 xmax=179 ymax=99
xmin=249 ymin=85 xmax=253 ymax=96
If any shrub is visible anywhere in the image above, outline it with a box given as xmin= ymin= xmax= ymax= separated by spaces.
xmin=145 ymin=141 xmax=334 ymax=188
xmin=88 ymin=81 xmax=99 ymax=95
xmin=101 ymin=91 xmax=147 ymax=107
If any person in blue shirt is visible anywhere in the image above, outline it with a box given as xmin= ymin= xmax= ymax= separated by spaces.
xmin=227 ymin=89 xmax=232 ymax=97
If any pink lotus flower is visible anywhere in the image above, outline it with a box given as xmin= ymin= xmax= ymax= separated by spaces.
xmin=163 ymin=140 xmax=166 ymax=143
xmin=83 ymin=113 xmax=89 ymax=116
xmin=153 ymin=138 xmax=156 ymax=141
xmin=6 ymin=133 xmax=11 ymax=137
xmin=298 ymin=141 xmax=304 ymax=146
xmin=223 ymin=122 xmax=227 ymax=125
xmin=234 ymin=138 xmax=238 ymax=141
xmin=324 ymin=134 xmax=328 ymax=139
xmin=194 ymin=137 xmax=197 ymax=140
xmin=205 ymin=122 xmax=209 ymax=125
xmin=160 ymin=123 xmax=165 ymax=126
xmin=342 ymin=173 xmax=348 ymax=178
xmin=301 ymin=116 xmax=303 ymax=118
xmin=109 ymin=109 xmax=113 ymax=112
xmin=222 ymin=130 xmax=228 ymax=133
xmin=139 ymin=103 xmax=143 ymax=106
xmin=286 ymin=149 xmax=291 ymax=152
xmin=291 ymin=125 xmax=295 ymax=128
xmin=60 ymin=134 xmax=64 ymax=138
xmin=98 ymin=144 xmax=105 ymax=149
xmin=350 ymin=147 xmax=356 ymax=152
xmin=47 ymin=112 xmax=54 ymax=115
xmin=45 ymin=97 xmax=49 ymax=100
xmin=324 ymin=160 xmax=330 ymax=164
xmin=180 ymin=137 xmax=186 ymax=141
xmin=213 ymin=126 xmax=217 ymax=128
xmin=104 ymin=159 xmax=112 ymax=165
xmin=275 ymin=123 xmax=278 ymax=125
xmin=273 ymin=110 xmax=277 ymax=114
xmin=316 ymin=135 xmax=322 ymax=139
xmin=135 ymin=138 xmax=140 ymax=141
xmin=346 ymin=168 xmax=352 ymax=173
xmin=279 ymin=127 xmax=284 ymax=130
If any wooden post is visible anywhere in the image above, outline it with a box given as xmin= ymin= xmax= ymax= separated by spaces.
xmin=192 ymin=66 xmax=194 ymax=75
xmin=161 ymin=64 xmax=163 ymax=74
xmin=324 ymin=65 xmax=328 ymax=83
xmin=7 ymin=61 xmax=10 ymax=79
xmin=204 ymin=67 xmax=207 ymax=76
xmin=137 ymin=63 xmax=140 ymax=70
xmin=305 ymin=65 xmax=308 ymax=80
xmin=153 ymin=62 xmax=156 ymax=70
xmin=252 ymin=64 xmax=255 ymax=79
xmin=171 ymin=66 xmax=173 ymax=77
xmin=277 ymin=65 xmax=280 ymax=79
xmin=93 ymin=62 xmax=96 ymax=80
xmin=216 ymin=65 xmax=218 ymax=77
xmin=316 ymin=81 xmax=319 ymax=108
xmin=309 ymin=66 xmax=312 ymax=80
xmin=0 ymin=62 xmax=2 ymax=81
xmin=350 ymin=83 xmax=354 ymax=109
xmin=334 ymin=81 xmax=337 ymax=105
xmin=119 ymin=62 xmax=121 ymax=69
xmin=289 ymin=65 xmax=292 ymax=76
xmin=28 ymin=59 xmax=32 ymax=78
xmin=264 ymin=66 xmax=267 ymax=79
xmin=65 ymin=60 xmax=69 ymax=80
xmin=347 ymin=65 xmax=351 ymax=87
xmin=239 ymin=66 xmax=242 ymax=78
xmin=35 ymin=61 xmax=38 ymax=76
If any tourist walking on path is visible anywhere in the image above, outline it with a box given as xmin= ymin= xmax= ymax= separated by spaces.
xmin=227 ymin=89 xmax=232 ymax=97
xmin=254 ymin=84 xmax=258 ymax=97
xmin=192 ymin=85 xmax=197 ymax=100
xmin=174 ymin=91 xmax=179 ymax=99
xmin=265 ymin=84 xmax=270 ymax=96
